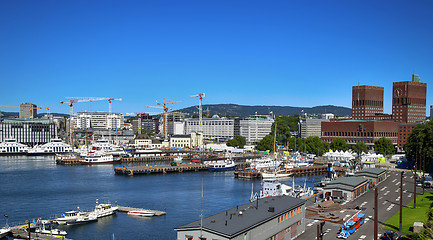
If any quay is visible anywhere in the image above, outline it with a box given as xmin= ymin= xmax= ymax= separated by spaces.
xmin=9 ymin=224 xmax=70 ymax=240
xmin=114 ymin=163 xmax=209 ymax=175
xmin=117 ymin=206 xmax=166 ymax=216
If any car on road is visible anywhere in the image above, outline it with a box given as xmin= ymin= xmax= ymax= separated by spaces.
xmin=380 ymin=231 xmax=402 ymax=240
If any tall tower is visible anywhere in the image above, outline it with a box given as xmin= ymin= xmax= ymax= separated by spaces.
xmin=352 ymin=85 xmax=384 ymax=120
xmin=19 ymin=103 xmax=37 ymax=118
xmin=392 ymin=74 xmax=427 ymax=123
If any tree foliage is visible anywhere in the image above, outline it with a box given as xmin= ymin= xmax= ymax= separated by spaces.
xmin=257 ymin=134 xmax=274 ymax=151
xmin=405 ymin=121 xmax=433 ymax=170
xmin=305 ymin=136 xmax=329 ymax=156
xmin=352 ymin=142 xmax=368 ymax=155
xmin=374 ymin=137 xmax=395 ymax=155
xmin=270 ymin=115 xmax=299 ymax=145
xmin=330 ymin=138 xmax=349 ymax=151
xmin=227 ymin=135 xmax=247 ymax=148
xmin=288 ymin=137 xmax=304 ymax=152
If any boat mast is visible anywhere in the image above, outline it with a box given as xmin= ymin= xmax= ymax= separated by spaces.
xmin=273 ymin=123 xmax=277 ymax=176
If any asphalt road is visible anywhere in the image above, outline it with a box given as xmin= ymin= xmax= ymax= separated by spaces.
xmin=299 ymin=169 xmax=425 ymax=240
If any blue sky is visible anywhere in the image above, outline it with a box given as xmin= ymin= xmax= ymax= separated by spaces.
xmin=0 ymin=0 xmax=432 ymax=115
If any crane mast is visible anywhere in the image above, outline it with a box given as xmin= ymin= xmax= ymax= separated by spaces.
xmin=190 ymin=93 xmax=205 ymax=133
xmin=146 ymin=98 xmax=181 ymax=140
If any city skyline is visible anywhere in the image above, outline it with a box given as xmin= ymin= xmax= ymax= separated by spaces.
xmin=1 ymin=0 xmax=432 ymax=115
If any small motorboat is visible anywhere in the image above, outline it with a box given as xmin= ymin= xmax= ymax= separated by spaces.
xmin=127 ymin=211 xmax=155 ymax=217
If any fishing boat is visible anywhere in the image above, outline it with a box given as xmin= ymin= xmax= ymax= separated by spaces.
xmin=79 ymin=152 xmax=120 ymax=165
xmin=27 ymin=138 xmax=73 ymax=155
xmin=127 ymin=211 xmax=155 ymax=217
xmin=0 ymin=138 xmax=29 ymax=155
xmin=91 ymin=200 xmax=118 ymax=218
xmin=205 ymin=160 xmax=236 ymax=171
xmin=338 ymin=211 xmax=365 ymax=239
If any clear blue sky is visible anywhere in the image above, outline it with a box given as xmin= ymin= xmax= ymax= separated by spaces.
xmin=0 ymin=0 xmax=432 ymax=115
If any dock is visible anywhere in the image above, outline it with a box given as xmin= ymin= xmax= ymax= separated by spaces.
xmin=117 ymin=206 xmax=166 ymax=216
xmin=114 ymin=163 xmax=208 ymax=175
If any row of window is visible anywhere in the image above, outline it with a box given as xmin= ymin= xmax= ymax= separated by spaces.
xmin=322 ymin=131 xmax=398 ymax=137
xmin=278 ymin=206 xmax=303 ymax=224
xmin=352 ymin=100 xmax=383 ymax=107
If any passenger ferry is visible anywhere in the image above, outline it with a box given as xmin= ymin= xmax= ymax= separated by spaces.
xmin=0 ymin=138 xmax=29 ymax=155
xmin=27 ymin=138 xmax=73 ymax=155
xmin=79 ymin=152 xmax=120 ymax=165
xmin=77 ymin=138 xmax=126 ymax=160
xmin=205 ymin=160 xmax=236 ymax=171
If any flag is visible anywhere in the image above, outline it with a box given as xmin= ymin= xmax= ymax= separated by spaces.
xmin=45 ymin=107 xmax=50 ymax=110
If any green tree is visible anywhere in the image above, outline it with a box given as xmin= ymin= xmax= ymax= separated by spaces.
xmin=288 ymin=137 xmax=305 ymax=152
xmin=227 ymin=135 xmax=247 ymax=148
xmin=256 ymin=134 xmax=274 ymax=151
xmin=140 ymin=128 xmax=153 ymax=136
xmin=330 ymin=138 xmax=349 ymax=151
xmin=352 ymin=142 xmax=368 ymax=155
xmin=270 ymin=115 xmax=300 ymax=146
xmin=405 ymin=121 xmax=433 ymax=170
xmin=374 ymin=137 xmax=395 ymax=156
xmin=305 ymin=136 xmax=329 ymax=156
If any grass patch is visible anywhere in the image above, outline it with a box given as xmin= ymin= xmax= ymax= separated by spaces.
xmin=383 ymin=192 xmax=433 ymax=234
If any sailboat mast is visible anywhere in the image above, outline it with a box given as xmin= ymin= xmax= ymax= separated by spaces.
xmin=273 ymin=123 xmax=277 ymax=171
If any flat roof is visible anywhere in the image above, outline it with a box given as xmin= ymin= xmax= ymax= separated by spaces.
xmin=175 ymin=195 xmax=305 ymax=238
xmin=324 ymin=177 xmax=368 ymax=190
xmin=355 ymin=168 xmax=386 ymax=176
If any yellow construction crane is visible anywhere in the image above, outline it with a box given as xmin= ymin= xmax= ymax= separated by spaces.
xmin=146 ymin=98 xmax=181 ymax=139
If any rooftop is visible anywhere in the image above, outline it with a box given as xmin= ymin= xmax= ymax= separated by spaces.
xmin=175 ymin=195 xmax=305 ymax=238
xmin=324 ymin=176 xmax=368 ymax=190
xmin=356 ymin=168 xmax=386 ymax=176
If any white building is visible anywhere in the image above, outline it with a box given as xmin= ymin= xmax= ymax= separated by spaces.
xmin=239 ymin=116 xmax=274 ymax=144
xmin=0 ymin=119 xmax=57 ymax=146
xmin=321 ymin=113 xmax=335 ymax=120
xmin=184 ymin=116 xmax=234 ymax=142
xmin=74 ymin=112 xmax=124 ymax=130
xmin=170 ymin=135 xmax=191 ymax=149
xmin=299 ymin=118 xmax=329 ymax=139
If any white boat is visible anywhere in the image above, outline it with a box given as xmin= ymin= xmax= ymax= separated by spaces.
xmin=127 ymin=211 xmax=155 ymax=217
xmin=291 ymin=177 xmax=314 ymax=199
xmin=55 ymin=209 xmax=96 ymax=225
xmin=0 ymin=138 xmax=29 ymax=155
xmin=249 ymin=157 xmax=282 ymax=170
xmin=80 ymin=152 xmax=119 ymax=165
xmin=35 ymin=220 xmax=67 ymax=236
xmin=261 ymin=171 xmax=292 ymax=179
xmin=77 ymin=138 xmax=126 ymax=159
xmin=250 ymin=178 xmax=293 ymax=202
xmin=28 ymin=138 xmax=73 ymax=155
xmin=91 ymin=200 xmax=118 ymax=218
xmin=0 ymin=226 xmax=11 ymax=238
xmin=205 ymin=160 xmax=236 ymax=171
xmin=173 ymin=156 xmax=183 ymax=163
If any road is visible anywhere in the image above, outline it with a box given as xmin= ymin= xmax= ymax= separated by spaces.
xmin=299 ymin=169 xmax=425 ymax=240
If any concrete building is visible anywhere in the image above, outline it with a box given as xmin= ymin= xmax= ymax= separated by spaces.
xmin=392 ymin=75 xmax=427 ymax=123
xmin=185 ymin=116 xmax=234 ymax=142
xmin=175 ymin=195 xmax=306 ymax=240
xmin=321 ymin=113 xmax=335 ymax=120
xmin=19 ymin=102 xmax=38 ymax=119
xmin=239 ymin=116 xmax=274 ymax=144
xmin=132 ymin=114 xmax=159 ymax=135
xmin=299 ymin=118 xmax=328 ymax=139
xmin=0 ymin=118 xmax=57 ymax=146
xmin=355 ymin=168 xmax=387 ymax=184
xmin=74 ymin=112 xmax=124 ymax=130
xmin=321 ymin=120 xmax=399 ymax=147
xmin=352 ymin=85 xmax=384 ymax=120
xmin=170 ymin=134 xmax=191 ymax=149
xmin=323 ymin=177 xmax=369 ymax=201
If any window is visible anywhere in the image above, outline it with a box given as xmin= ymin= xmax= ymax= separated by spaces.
xmin=186 ymin=236 xmax=193 ymax=240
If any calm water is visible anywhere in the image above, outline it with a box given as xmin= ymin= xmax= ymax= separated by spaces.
xmin=0 ymin=156 xmax=323 ymax=240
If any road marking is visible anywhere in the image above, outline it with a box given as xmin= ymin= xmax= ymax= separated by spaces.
xmin=381 ymin=186 xmax=387 ymax=191
xmin=403 ymin=183 xmax=406 ymax=186
xmin=369 ymin=215 xmax=372 ymax=218
xmin=360 ymin=201 xmax=368 ymax=207
xmin=384 ymin=190 xmax=390 ymax=196
xmin=307 ymin=223 xmax=313 ymax=227
xmin=341 ymin=201 xmax=347 ymax=206
xmin=387 ymin=204 xmax=395 ymax=211
xmin=379 ymin=196 xmax=383 ymax=199
xmin=313 ymin=220 xmax=318 ymax=223
xmin=404 ymin=190 xmax=407 ymax=193
xmin=340 ymin=210 xmax=345 ymax=213
xmin=392 ymin=179 xmax=397 ymax=183
xmin=383 ymin=201 xmax=387 ymax=205
xmin=360 ymin=235 xmax=367 ymax=239
xmin=396 ymin=197 xmax=400 ymax=201
xmin=395 ymin=182 xmax=400 ymax=186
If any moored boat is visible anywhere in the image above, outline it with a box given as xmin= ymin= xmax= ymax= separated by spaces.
xmin=27 ymin=138 xmax=73 ymax=155
xmin=91 ymin=200 xmax=118 ymax=218
xmin=0 ymin=138 xmax=29 ymax=155
xmin=205 ymin=160 xmax=236 ymax=171
xmin=80 ymin=152 xmax=120 ymax=165
xmin=54 ymin=209 xmax=96 ymax=225
xmin=127 ymin=211 xmax=155 ymax=217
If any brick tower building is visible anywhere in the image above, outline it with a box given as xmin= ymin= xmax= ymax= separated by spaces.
xmin=352 ymin=85 xmax=384 ymax=120
xmin=392 ymin=74 xmax=427 ymax=123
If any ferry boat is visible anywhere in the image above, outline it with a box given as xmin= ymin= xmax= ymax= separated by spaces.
xmin=0 ymin=138 xmax=29 ymax=155
xmin=91 ymin=200 xmax=118 ymax=218
xmin=80 ymin=152 xmax=120 ymax=165
xmin=55 ymin=209 xmax=97 ymax=225
xmin=250 ymin=178 xmax=293 ymax=202
xmin=27 ymin=138 xmax=73 ymax=155
xmin=205 ymin=160 xmax=236 ymax=171
xmin=77 ymin=138 xmax=126 ymax=160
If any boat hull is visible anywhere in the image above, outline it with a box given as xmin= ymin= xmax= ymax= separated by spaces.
xmin=208 ymin=165 xmax=236 ymax=171
xmin=127 ymin=211 xmax=155 ymax=217
xmin=79 ymin=160 xmax=121 ymax=165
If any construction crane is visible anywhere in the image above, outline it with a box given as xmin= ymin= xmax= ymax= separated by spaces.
xmin=146 ymin=98 xmax=181 ymax=139
xmin=0 ymin=105 xmax=43 ymax=118
xmin=62 ymin=97 xmax=123 ymax=114
xmin=190 ymin=93 xmax=205 ymax=133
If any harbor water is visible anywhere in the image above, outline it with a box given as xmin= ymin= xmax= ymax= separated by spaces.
xmin=0 ymin=156 xmax=324 ymax=240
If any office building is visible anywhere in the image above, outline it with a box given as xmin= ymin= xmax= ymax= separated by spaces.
xmin=392 ymin=75 xmax=427 ymax=123
xmin=132 ymin=114 xmax=159 ymax=135
xmin=239 ymin=116 xmax=274 ymax=144
xmin=74 ymin=112 xmax=124 ymax=130
xmin=299 ymin=118 xmax=329 ymax=139
xmin=185 ymin=117 xmax=234 ymax=142
xmin=352 ymin=85 xmax=384 ymax=120
xmin=19 ymin=102 xmax=37 ymax=119
xmin=0 ymin=119 xmax=57 ymax=146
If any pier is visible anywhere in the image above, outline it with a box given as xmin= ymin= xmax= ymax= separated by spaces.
xmin=114 ymin=163 xmax=209 ymax=175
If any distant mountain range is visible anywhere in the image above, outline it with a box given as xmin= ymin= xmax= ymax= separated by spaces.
xmin=0 ymin=104 xmax=352 ymax=118
xmin=177 ymin=104 xmax=352 ymax=117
